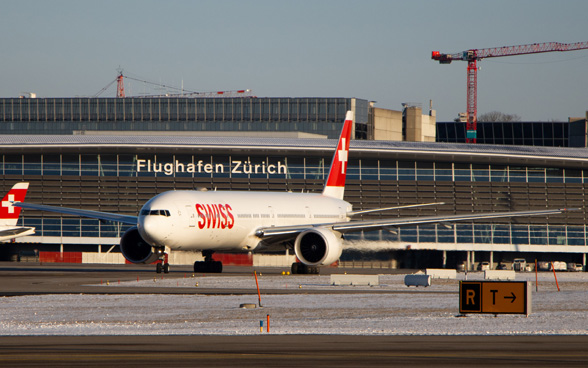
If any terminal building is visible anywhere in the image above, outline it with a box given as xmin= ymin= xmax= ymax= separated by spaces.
xmin=0 ymin=96 xmax=586 ymax=270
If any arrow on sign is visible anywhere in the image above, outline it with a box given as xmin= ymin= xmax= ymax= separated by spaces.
xmin=504 ymin=292 xmax=516 ymax=303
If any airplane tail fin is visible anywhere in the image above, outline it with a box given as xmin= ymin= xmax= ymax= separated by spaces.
xmin=322 ymin=111 xmax=353 ymax=200
xmin=0 ymin=183 xmax=29 ymax=226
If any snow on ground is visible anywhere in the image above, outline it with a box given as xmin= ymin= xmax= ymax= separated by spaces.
xmin=0 ymin=272 xmax=587 ymax=336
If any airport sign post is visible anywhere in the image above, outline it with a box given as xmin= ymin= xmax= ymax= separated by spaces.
xmin=459 ymin=281 xmax=531 ymax=316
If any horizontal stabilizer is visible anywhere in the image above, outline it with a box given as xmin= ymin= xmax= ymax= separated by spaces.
xmin=0 ymin=227 xmax=35 ymax=241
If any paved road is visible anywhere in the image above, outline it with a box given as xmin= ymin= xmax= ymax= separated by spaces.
xmin=0 ymin=335 xmax=586 ymax=367
xmin=0 ymin=262 xmax=418 ymax=296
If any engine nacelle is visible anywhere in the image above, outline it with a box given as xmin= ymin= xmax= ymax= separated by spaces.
xmin=120 ymin=227 xmax=159 ymax=264
xmin=294 ymin=228 xmax=343 ymax=266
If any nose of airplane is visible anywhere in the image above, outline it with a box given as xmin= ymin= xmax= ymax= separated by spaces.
xmin=138 ymin=210 xmax=172 ymax=246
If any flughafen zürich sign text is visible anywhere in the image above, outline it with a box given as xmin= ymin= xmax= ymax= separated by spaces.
xmin=136 ymin=159 xmax=288 ymax=176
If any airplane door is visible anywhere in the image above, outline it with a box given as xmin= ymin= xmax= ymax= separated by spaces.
xmin=185 ymin=205 xmax=196 ymax=227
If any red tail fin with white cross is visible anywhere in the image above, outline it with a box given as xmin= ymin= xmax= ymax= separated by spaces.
xmin=0 ymin=183 xmax=29 ymax=226
xmin=322 ymin=111 xmax=353 ymax=200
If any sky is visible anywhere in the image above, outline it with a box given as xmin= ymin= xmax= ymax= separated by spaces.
xmin=2 ymin=0 xmax=587 ymax=122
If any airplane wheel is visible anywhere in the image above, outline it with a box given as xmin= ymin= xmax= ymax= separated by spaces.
xmin=291 ymin=262 xmax=300 ymax=275
xmin=156 ymin=263 xmax=162 ymax=274
xmin=163 ymin=263 xmax=170 ymax=274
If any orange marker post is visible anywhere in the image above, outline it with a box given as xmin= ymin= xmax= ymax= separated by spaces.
xmin=254 ymin=271 xmax=263 ymax=307
xmin=551 ymin=262 xmax=560 ymax=292
xmin=267 ymin=314 xmax=270 ymax=333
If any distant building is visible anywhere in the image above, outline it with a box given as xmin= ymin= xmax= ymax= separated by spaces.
xmin=437 ymin=112 xmax=588 ymax=147
xmin=0 ymin=97 xmax=436 ymax=142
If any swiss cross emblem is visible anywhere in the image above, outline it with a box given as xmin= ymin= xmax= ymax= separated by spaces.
xmin=2 ymin=194 xmax=15 ymax=214
xmin=338 ymin=138 xmax=348 ymax=174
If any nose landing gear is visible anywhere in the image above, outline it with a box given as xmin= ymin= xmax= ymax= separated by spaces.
xmin=155 ymin=248 xmax=170 ymax=274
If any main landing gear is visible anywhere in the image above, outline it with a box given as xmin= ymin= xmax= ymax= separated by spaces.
xmin=194 ymin=250 xmax=223 ymax=273
xmin=155 ymin=248 xmax=170 ymax=274
xmin=291 ymin=262 xmax=320 ymax=275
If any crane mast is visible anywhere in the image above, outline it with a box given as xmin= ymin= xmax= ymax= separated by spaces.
xmin=432 ymin=41 xmax=588 ymax=143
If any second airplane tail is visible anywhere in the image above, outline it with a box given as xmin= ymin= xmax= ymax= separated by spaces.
xmin=0 ymin=182 xmax=29 ymax=226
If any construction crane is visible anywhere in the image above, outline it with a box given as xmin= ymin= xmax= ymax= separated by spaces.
xmin=432 ymin=41 xmax=588 ymax=143
xmin=94 ymin=71 xmax=252 ymax=98
xmin=116 ymin=71 xmax=125 ymax=98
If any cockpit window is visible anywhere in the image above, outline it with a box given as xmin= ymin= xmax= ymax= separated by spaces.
xmin=140 ymin=209 xmax=171 ymax=217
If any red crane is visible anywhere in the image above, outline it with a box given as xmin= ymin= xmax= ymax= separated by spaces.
xmin=116 ymin=71 xmax=125 ymax=98
xmin=94 ymin=71 xmax=253 ymax=98
xmin=432 ymin=41 xmax=588 ymax=143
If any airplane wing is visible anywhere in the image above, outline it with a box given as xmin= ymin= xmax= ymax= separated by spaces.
xmin=346 ymin=202 xmax=444 ymax=216
xmin=255 ymin=207 xmax=577 ymax=239
xmin=14 ymin=203 xmax=137 ymax=225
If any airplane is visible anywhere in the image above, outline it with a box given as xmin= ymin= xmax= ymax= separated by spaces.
xmin=14 ymin=111 xmax=575 ymax=274
xmin=0 ymin=182 xmax=35 ymax=242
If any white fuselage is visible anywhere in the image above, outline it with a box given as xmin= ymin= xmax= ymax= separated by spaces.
xmin=137 ymin=190 xmax=351 ymax=251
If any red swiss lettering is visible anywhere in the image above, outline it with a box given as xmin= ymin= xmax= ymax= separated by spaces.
xmin=226 ymin=204 xmax=234 ymax=229
xmin=194 ymin=203 xmax=234 ymax=229
xmin=218 ymin=204 xmax=227 ymax=229
xmin=204 ymin=204 xmax=215 ymax=228
xmin=196 ymin=204 xmax=205 ymax=229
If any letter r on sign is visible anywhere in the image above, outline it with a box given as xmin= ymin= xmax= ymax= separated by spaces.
xmin=460 ymin=282 xmax=481 ymax=313
xmin=466 ymin=290 xmax=476 ymax=305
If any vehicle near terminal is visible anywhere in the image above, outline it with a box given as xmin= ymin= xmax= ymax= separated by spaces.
xmin=538 ymin=261 xmax=551 ymax=271
xmin=551 ymin=261 xmax=567 ymax=271
xmin=477 ymin=261 xmax=490 ymax=271
xmin=513 ymin=258 xmax=527 ymax=271
xmin=13 ymin=112 xmax=576 ymax=274
xmin=0 ymin=183 xmax=34 ymax=242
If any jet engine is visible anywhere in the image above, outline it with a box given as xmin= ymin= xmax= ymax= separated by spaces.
xmin=294 ymin=228 xmax=343 ymax=266
xmin=120 ymin=227 xmax=159 ymax=264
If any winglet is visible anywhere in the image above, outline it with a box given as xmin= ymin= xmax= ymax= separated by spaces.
xmin=0 ymin=183 xmax=29 ymax=226
xmin=322 ymin=111 xmax=353 ymax=199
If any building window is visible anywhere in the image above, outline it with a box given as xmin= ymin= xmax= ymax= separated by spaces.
xmin=454 ymin=163 xmax=471 ymax=181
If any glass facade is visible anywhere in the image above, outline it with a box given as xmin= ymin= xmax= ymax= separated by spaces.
xmin=0 ymin=97 xmax=364 ymax=139
xmin=4 ymin=152 xmax=588 ymax=182
xmin=3 ymin=150 xmax=587 ymax=248
xmin=436 ymin=121 xmax=586 ymax=147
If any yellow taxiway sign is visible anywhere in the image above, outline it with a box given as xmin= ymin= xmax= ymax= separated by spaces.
xmin=460 ymin=281 xmax=531 ymax=315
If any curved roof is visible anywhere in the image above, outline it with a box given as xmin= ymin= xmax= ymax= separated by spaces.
xmin=1 ymin=135 xmax=587 ymax=168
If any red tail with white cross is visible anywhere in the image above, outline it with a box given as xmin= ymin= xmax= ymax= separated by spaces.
xmin=322 ymin=111 xmax=353 ymax=200
xmin=0 ymin=183 xmax=29 ymax=226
